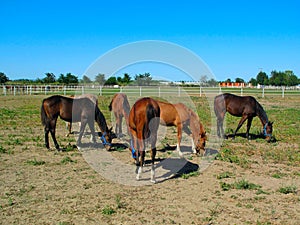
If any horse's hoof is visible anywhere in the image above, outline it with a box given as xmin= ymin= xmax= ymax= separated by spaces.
xmin=178 ymin=151 xmax=184 ymax=158
xmin=151 ymin=179 xmax=156 ymax=184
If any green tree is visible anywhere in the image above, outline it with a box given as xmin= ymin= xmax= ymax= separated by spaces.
xmin=235 ymin=77 xmax=245 ymax=83
xmin=57 ymin=73 xmax=78 ymax=85
xmin=207 ymin=78 xmax=218 ymax=86
xmin=269 ymin=70 xmax=299 ymax=86
xmin=122 ymin=73 xmax=131 ymax=84
xmin=117 ymin=73 xmax=132 ymax=86
xmin=249 ymin=78 xmax=258 ymax=86
xmin=269 ymin=70 xmax=284 ymax=86
xmin=57 ymin=74 xmax=67 ymax=84
xmin=134 ymin=72 xmax=152 ymax=86
xmin=0 ymin=72 xmax=9 ymax=84
xmin=43 ymin=72 xmax=56 ymax=83
xmin=95 ymin=73 xmax=106 ymax=86
xmin=256 ymin=72 xmax=268 ymax=85
xmin=105 ymin=77 xmax=117 ymax=85
xmin=82 ymin=75 xmax=92 ymax=84
xmin=65 ymin=73 xmax=78 ymax=84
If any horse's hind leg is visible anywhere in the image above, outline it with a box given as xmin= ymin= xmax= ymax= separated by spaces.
xmin=150 ymin=135 xmax=157 ymax=183
xmin=117 ymin=115 xmax=123 ymax=137
xmin=77 ymin=118 xmax=88 ymax=147
xmin=49 ymin=119 xmax=60 ymax=150
xmin=233 ymin=115 xmax=248 ymax=139
xmin=176 ymin=124 xmax=184 ymax=158
xmin=87 ymin=119 xmax=97 ymax=143
xmin=44 ymin=126 xmax=50 ymax=149
xmin=136 ymin=134 xmax=144 ymax=181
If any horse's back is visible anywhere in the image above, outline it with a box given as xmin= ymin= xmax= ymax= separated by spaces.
xmin=129 ymin=97 xmax=160 ymax=130
xmin=215 ymin=93 xmax=258 ymax=116
xmin=110 ymin=93 xmax=130 ymax=113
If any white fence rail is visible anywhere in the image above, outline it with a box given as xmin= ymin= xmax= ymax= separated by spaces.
xmin=1 ymin=85 xmax=300 ymax=98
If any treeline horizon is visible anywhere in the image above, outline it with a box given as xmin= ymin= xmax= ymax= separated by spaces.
xmin=0 ymin=70 xmax=299 ymax=87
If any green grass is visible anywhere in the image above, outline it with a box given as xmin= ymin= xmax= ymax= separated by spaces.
xmin=220 ymin=179 xmax=262 ymax=191
xmin=26 ymin=158 xmax=46 ymax=166
xmin=278 ymin=185 xmax=297 ymax=194
xmin=60 ymin=156 xmax=76 ymax=164
xmin=181 ymin=170 xmax=200 ymax=179
xmin=101 ymin=205 xmax=116 ymax=215
xmin=215 ymin=148 xmax=250 ymax=168
xmin=216 ymin=171 xmax=234 ymax=179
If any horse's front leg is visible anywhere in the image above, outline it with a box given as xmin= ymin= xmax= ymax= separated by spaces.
xmin=65 ymin=122 xmax=72 ymax=137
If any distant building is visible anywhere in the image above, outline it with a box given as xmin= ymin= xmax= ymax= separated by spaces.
xmin=219 ymin=82 xmax=245 ymax=88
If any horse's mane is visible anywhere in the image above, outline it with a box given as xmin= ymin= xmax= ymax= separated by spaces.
xmin=255 ymin=100 xmax=268 ymax=124
xmin=95 ymin=105 xmax=109 ymax=132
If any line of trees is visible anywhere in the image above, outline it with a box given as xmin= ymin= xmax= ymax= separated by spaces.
xmin=1 ymin=70 xmax=299 ymax=87
xmin=249 ymin=70 xmax=299 ymax=86
xmin=0 ymin=72 xmax=151 ymax=86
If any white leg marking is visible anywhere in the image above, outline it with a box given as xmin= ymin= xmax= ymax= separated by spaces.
xmin=151 ymin=165 xmax=156 ymax=183
xmin=177 ymin=143 xmax=183 ymax=158
xmin=136 ymin=166 xmax=143 ymax=180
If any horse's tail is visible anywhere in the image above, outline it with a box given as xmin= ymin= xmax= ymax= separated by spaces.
xmin=214 ymin=94 xmax=225 ymax=117
xmin=213 ymin=95 xmax=219 ymax=117
xmin=144 ymin=101 xmax=160 ymax=140
xmin=40 ymin=100 xmax=48 ymax=126
xmin=108 ymin=94 xmax=117 ymax=111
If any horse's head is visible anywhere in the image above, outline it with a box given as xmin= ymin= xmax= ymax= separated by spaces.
xmin=101 ymin=127 xmax=115 ymax=150
xmin=195 ymin=131 xmax=207 ymax=154
xmin=264 ymin=121 xmax=273 ymax=142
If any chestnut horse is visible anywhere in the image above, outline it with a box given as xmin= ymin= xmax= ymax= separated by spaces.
xmin=156 ymin=100 xmax=207 ymax=156
xmin=108 ymin=93 xmax=130 ymax=137
xmin=214 ymin=93 xmax=273 ymax=141
xmin=41 ymin=95 xmax=113 ymax=150
xmin=129 ymin=97 xmax=160 ymax=183
xmin=66 ymin=93 xmax=98 ymax=137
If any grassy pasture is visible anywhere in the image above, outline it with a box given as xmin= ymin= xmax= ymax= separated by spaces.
xmin=0 ymin=94 xmax=299 ymax=224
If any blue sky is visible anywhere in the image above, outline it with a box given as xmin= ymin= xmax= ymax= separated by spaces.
xmin=1 ymin=0 xmax=299 ymax=82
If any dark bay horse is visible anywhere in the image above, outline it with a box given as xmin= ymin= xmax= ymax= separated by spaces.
xmin=108 ymin=93 xmax=130 ymax=137
xmin=41 ymin=95 xmax=113 ymax=150
xmin=214 ymin=93 xmax=273 ymax=141
xmin=129 ymin=97 xmax=160 ymax=183
xmin=66 ymin=93 xmax=98 ymax=137
xmin=156 ymin=100 xmax=207 ymax=156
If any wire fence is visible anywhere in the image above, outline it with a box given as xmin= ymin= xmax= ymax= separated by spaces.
xmin=1 ymin=84 xmax=300 ymax=98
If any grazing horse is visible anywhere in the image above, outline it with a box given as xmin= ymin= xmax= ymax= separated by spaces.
xmin=156 ymin=100 xmax=207 ymax=156
xmin=214 ymin=93 xmax=273 ymax=141
xmin=66 ymin=94 xmax=99 ymax=137
xmin=129 ymin=97 xmax=160 ymax=183
xmin=108 ymin=93 xmax=130 ymax=137
xmin=41 ymin=95 xmax=113 ymax=150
